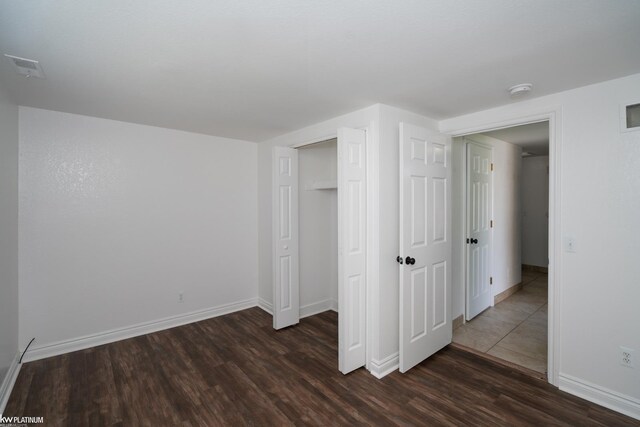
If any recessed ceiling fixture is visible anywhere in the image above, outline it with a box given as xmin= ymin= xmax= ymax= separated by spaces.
xmin=4 ymin=54 xmax=45 ymax=79
xmin=521 ymin=151 xmax=534 ymax=157
xmin=508 ymin=83 xmax=532 ymax=97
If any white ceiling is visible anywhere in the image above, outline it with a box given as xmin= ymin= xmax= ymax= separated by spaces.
xmin=482 ymin=121 xmax=549 ymax=155
xmin=1 ymin=1 xmax=639 ymax=142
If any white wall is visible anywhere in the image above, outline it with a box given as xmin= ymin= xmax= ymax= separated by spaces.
xmin=451 ymin=135 xmax=522 ymax=319
xmin=19 ymin=107 xmax=258 ymax=357
xmin=298 ymin=140 xmax=338 ymax=314
xmin=521 ymin=156 xmax=549 ymax=267
xmin=441 ymin=73 xmax=640 ymax=418
xmin=489 ymin=135 xmax=523 ymax=295
xmin=0 ymin=85 xmax=19 ymax=385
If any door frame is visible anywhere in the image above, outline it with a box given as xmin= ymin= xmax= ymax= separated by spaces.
xmin=442 ymin=108 xmax=561 ymax=386
xmin=462 ymin=138 xmax=494 ymax=319
xmin=276 ymin=123 xmax=377 ymax=372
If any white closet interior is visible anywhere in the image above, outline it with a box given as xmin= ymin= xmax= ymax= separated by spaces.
xmin=298 ymin=138 xmax=338 ymax=315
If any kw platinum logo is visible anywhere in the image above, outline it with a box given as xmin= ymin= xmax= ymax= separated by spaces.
xmin=0 ymin=415 xmax=44 ymax=425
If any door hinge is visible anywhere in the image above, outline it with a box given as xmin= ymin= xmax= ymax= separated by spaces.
xmin=490 ymin=277 xmax=493 ymax=285
xmin=490 ymin=220 xmax=493 ymax=228
xmin=491 ymin=163 xmax=494 ymax=171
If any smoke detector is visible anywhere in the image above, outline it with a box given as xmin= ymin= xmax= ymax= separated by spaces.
xmin=508 ymin=83 xmax=532 ymax=97
xmin=4 ymin=54 xmax=45 ymax=79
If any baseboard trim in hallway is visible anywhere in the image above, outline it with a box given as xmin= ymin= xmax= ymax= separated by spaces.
xmin=452 ymin=314 xmax=464 ymax=330
xmin=494 ymin=282 xmax=523 ymax=305
xmin=522 ymin=264 xmax=549 ymax=274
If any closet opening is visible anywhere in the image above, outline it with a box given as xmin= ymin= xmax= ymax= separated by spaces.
xmin=298 ymin=139 xmax=338 ymax=318
xmin=272 ymin=127 xmax=368 ymax=374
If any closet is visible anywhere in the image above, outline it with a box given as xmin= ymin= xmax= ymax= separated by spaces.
xmin=273 ymin=127 xmax=367 ymax=374
xmin=298 ymin=139 xmax=338 ymax=315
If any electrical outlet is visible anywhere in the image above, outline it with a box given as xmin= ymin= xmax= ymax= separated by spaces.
xmin=620 ymin=346 xmax=634 ymax=368
xmin=564 ymin=236 xmax=576 ymax=253
xmin=178 ymin=292 xmax=184 ymax=303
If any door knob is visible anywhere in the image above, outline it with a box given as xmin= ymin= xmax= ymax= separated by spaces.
xmin=405 ymin=256 xmax=416 ymax=265
xmin=470 ymin=238 xmax=478 ymax=244
xmin=396 ymin=256 xmax=403 ymax=264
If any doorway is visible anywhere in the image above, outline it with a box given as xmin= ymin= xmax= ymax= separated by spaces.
xmin=452 ymin=120 xmax=552 ymax=378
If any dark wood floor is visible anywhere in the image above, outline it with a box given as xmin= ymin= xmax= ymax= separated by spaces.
xmin=5 ymin=308 xmax=638 ymax=426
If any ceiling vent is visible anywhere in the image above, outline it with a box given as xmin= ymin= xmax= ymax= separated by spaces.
xmin=4 ymin=54 xmax=45 ymax=78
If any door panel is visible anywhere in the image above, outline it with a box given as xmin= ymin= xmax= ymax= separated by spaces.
xmin=338 ymin=127 xmax=367 ymax=374
xmin=399 ymin=123 xmax=452 ymax=373
xmin=273 ymin=146 xmax=299 ymax=329
xmin=466 ymin=142 xmax=492 ymax=320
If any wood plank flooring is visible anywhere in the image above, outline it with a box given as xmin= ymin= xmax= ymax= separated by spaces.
xmin=5 ymin=308 xmax=638 ymax=426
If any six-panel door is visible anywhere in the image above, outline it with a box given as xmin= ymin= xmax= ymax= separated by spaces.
xmin=399 ymin=123 xmax=452 ymax=373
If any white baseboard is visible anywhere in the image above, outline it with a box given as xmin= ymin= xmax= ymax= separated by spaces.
xmin=370 ymin=352 xmax=399 ymax=379
xmin=559 ymin=373 xmax=640 ymax=420
xmin=258 ymin=298 xmax=336 ymax=319
xmin=23 ymin=298 xmax=259 ymax=363
xmin=300 ymin=299 xmax=337 ymax=319
xmin=257 ymin=298 xmax=273 ymax=315
xmin=0 ymin=352 xmax=21 ymax=415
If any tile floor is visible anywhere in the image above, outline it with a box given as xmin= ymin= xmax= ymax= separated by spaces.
xmin=453 ymin=268 xmax=548 ymax=373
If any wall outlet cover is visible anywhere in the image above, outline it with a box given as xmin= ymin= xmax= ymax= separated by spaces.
xmin=620 ymin=346 xmax=635 ymax=368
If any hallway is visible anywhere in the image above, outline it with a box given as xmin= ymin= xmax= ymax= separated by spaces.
xmin=453 ymin=269 xmax=548 ymax=373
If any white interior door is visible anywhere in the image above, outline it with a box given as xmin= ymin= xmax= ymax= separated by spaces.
xmin=399 ymin=123 xmax=452 ymax=373
xmin=337 ymin=127 xmax=367 ymax=374
xmin=465 ymin=142 xmax=492 ymax=320
xmin=272 ymin=146 xmax=300 ymax=329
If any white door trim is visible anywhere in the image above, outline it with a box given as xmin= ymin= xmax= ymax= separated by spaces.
xmin=442 ymin=109 xmax=561 ymax=387
xmin=274 ymin=123 xmax=378 ymax=373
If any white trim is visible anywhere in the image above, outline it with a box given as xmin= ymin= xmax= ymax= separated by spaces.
xmin=559 ymin=374 xmax=640 ymax=421
xmin=443 ymin=108 xmax=562 ymax=387
xmin=257 ymin=298 xmax=273 ymax=315
xmin=23 ymin=298 xmax=259 ymax=363
xmin=365 ymin=119 xmax=379 ymax=373
xmin=300 ymin=299 xmax=338 ymax=318
xmin=369 ymin=352 xmax=399 ymax=379
xmin=0 ymin=352 xmax=21 ymax=415
xmin=290 ymin=133 xmax=338 ymax=148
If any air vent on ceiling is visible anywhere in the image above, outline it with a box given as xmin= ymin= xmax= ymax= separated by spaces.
xmin=4 ymin=54 xmax=45 ymax=78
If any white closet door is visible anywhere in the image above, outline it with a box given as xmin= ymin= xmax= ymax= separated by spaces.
xmin=399 ymin=123 xmax=452 ymax=373
xmin=337 ymin=127 xmax=367 ymax=374
xmin=272 ymin=146 xmax=300 ymax=329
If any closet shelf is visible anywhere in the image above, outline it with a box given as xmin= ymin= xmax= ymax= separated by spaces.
xmin=306 ymin=180 xmax=337 ymax=190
